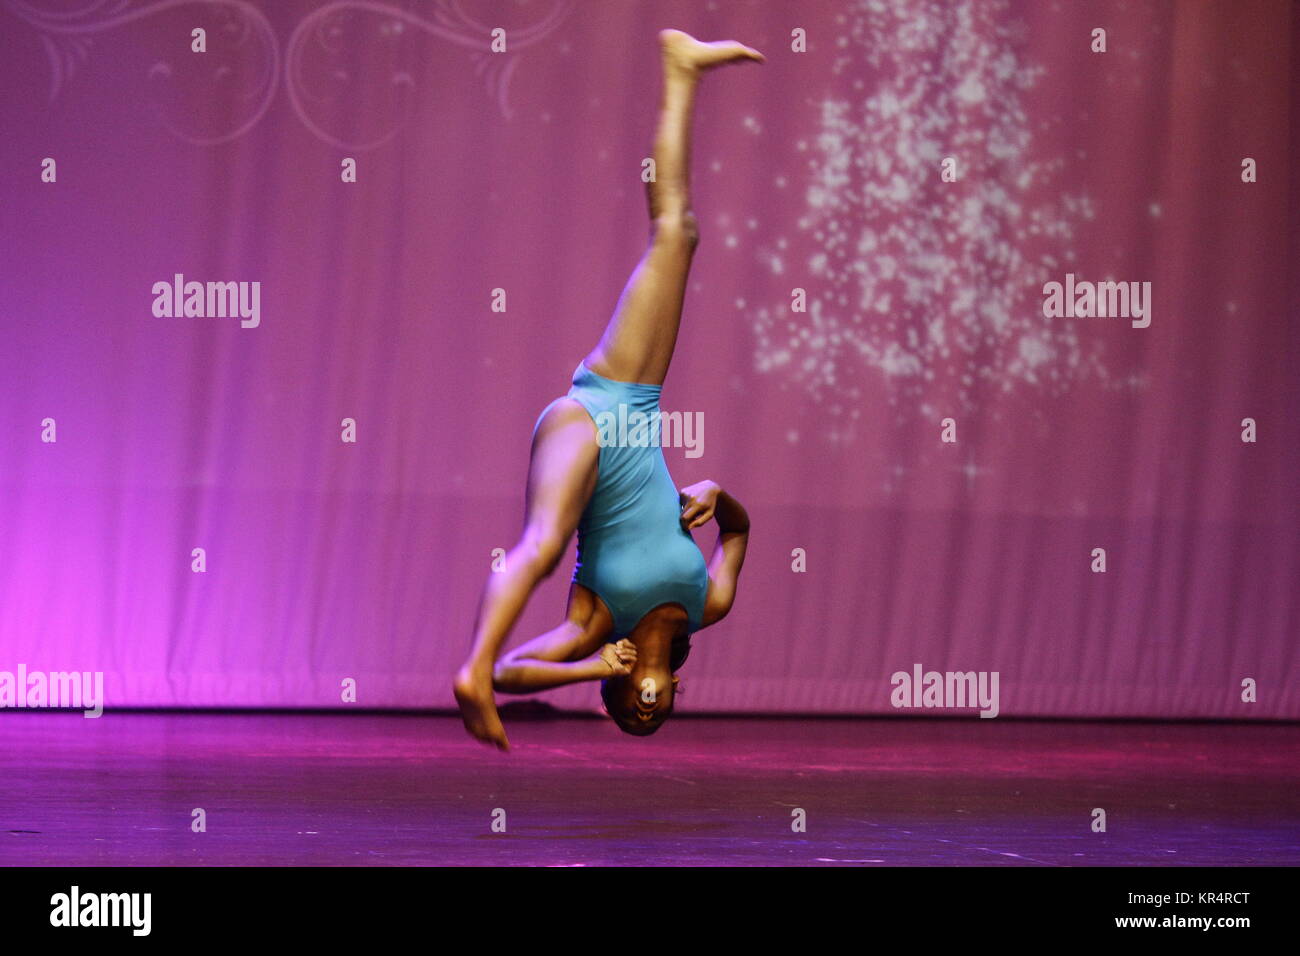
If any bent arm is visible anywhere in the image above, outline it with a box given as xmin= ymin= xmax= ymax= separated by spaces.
xmin=701 ymin=488 xmax=749 ymax=627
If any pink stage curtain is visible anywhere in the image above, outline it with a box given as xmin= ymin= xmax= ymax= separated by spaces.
xmin=1 ymin=0 xmax=1295 ymax=716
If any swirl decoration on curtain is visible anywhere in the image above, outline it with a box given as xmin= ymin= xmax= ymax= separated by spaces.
xmin=5 ymin=0 xmax=572 ymax=147
xmin=286 ymin=0 xmax=572 ymax=149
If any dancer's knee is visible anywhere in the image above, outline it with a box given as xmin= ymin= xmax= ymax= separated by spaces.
xmin=516 ymin=524 xmax=567 ymax=578
xmin=652 ymin=211 xmax=699 ymax=250
xmin=491 ymin=659 xmax=519 ymax=692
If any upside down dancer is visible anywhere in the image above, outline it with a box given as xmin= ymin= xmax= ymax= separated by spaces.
xmin=453 ymin=30 xmax=760 ymax=750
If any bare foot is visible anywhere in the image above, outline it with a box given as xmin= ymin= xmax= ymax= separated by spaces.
xmin=660 ymin=29 xmax=764 ymax=76
xmin=453 ymin=665 xmax=510 ymax=751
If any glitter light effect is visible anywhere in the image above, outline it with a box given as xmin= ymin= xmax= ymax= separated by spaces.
xmin=749 ymin=0 xmax=1107 ymax=432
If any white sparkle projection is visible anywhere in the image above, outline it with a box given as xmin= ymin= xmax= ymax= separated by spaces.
xmin=749 ymin=0 xmax=1108 ymax=434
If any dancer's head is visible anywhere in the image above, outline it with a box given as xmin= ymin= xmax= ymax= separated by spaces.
xmin=599 ymin=606 xmax=688 ymax=735
xmin=601 ymin=667 xmax=679 ymax=735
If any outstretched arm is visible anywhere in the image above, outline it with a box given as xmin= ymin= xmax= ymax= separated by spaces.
xmin=679 ymin=480 xmax=750 ymax=627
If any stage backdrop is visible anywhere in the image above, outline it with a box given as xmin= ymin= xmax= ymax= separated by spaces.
xmin=1 ymin=0 xmax=1296 ymax=717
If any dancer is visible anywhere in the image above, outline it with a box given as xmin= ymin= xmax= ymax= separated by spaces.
xmin=453 ymin=29 xmax=759 ymax=750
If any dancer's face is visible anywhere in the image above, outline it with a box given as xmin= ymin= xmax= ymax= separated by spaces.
xmin=601 ymin=665 xmax=679 ymax=735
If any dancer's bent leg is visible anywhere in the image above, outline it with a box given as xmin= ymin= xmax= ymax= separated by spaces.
xmin=453 ymin=400 xmax=598 ymax=750
xmin=492 ymin=584 xmax=634 ymax=694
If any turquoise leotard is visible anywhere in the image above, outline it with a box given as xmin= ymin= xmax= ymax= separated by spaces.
xmin=534 ymin=362 xmax=708 ymax=638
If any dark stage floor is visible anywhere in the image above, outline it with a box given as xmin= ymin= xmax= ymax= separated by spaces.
xmin=2 ymin=713 xmax=1297 ymax=866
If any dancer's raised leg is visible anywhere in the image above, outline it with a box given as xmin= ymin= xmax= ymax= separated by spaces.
xmin=584 ymin=30 xmax=763 ymax=386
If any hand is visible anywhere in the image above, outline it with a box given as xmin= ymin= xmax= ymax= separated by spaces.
xmin=679 ymin=480 xmax=721 ymax=531
xmin=598 ymin=639 xmax=637 ymax=676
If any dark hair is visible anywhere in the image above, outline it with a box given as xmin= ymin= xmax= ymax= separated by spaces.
xmin=600 ymin=678 xmax=671 ymax=736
